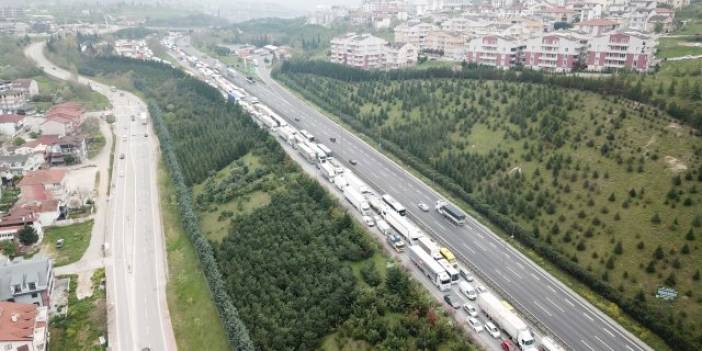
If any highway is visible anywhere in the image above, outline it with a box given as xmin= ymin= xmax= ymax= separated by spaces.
xmin=26 ymin=42 xmax=177 ymax=351
xmin=177 ymin=37 xmax=653 ymax=351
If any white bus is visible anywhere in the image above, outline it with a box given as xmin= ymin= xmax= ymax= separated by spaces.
xmin=382 ymin=194 xmax=407 ymax=216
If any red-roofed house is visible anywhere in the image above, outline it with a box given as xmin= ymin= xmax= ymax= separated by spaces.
xmin=40 ymin=102 xmax=83 ymax=137
xmin=0 ymin=302 xmax=48 ymax=351
xmin=586 ymin=31 xmax=656 ymax=72
xmin=0 ymin=114 xmax=24 ymax=137
xmin=523 ymin=32 xmax=588 ymax=72
xmin=0 ymin=206 xmax=40 ymax=241
xmin=573 ymin=18 xmax=622 ymax=35
xmin=13 ymin=135 xmax=60 ymax=156
xmin=18 ymin=169 xmax=67 ymax=202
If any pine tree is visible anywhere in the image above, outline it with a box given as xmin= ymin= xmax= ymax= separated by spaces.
xmin=614 ymin=241 xmax=623 ymax=255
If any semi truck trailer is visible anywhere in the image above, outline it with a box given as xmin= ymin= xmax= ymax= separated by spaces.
xmin=477 ymin=292 xmax=537 ymax=351
xmin=344 ymin=186 xmax=370 ymax=216
xmin=383 ymin=209 xmax=423 ymax=245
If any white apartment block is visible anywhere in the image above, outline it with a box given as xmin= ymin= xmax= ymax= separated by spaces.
xmin=331 ymin=33 xmax=389 ymax=69
xmin=386 ymin=43 xmax=419 ymax=68
xmin=425 ymin=30 xmax=466 ymax=59
xmin=394 ymin=22 xmax=440 ymax=49
xmin=586 ymin=31 xmax=656 ymax=72
xmin=465 ymin=35 xmax=525 ymax=69
xmin=523 ymin=31 xmax=588 ymax=72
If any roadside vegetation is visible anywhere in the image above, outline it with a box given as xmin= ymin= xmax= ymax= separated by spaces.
xmin=50 ymin=269 xmax=107 ymax=351
xmin=41 ymin=220 xmax=94 ymax=266
xmin=73 ymin=51 xmax=476 ymax=350
xmin=80 ymin=117 xmax=107 ymax=159
xmin=274 ymin=59 xmax=702 ymax=350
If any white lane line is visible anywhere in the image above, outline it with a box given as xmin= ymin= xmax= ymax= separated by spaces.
xmin=515 ymin=262 xmax=525 ymax=270
xmin=530 ymin=273 xmax=541 ymax=281
xmin=546 ymin=297 xmax=565 ymax=313
xmin=533 ymin=300 xmax=552 ymax=317
xmin=489 ymin=241 xmax=497 ymax=249
xmin=475 ymin=232 xmax=484 ymax=239
xmin=603 ymin=327 xmax=615 ymax=337
xmin=462 ymin=243 xmax=476 ymax=255
xmin=625 ymin=346 xmax=635 ymax=351
xmin=547 ymin=284 xmax=556 ymax=293
xmin=581 ymin=340 xmax=595 ymax=351
xmin=594 ymin=336 xmax=615 ymax=351
xmin=436 ymin=222 xmax=448 ymax=231
xmin=583 ymin=312 xmax=595 ymax=322
xmin=505 ymin=266 xmax=520 ymax=278
xmin=474 ymin=242 xmax=488 ymax=252
xmin=564 ymin=298 xmax=575 ymax=307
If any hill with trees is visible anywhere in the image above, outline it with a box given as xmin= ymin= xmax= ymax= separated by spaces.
xmin=274 ymin=60 xmax=702 ymax=350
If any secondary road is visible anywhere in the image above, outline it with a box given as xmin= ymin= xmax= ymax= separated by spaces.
xmin=177 ymin=37 xmax=653 ymax=351
xmin=26 ymin=42 xmax=176 ymax=351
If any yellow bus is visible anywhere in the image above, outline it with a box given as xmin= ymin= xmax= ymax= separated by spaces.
xmin=440 ymin=247 xmax=456 ymax=264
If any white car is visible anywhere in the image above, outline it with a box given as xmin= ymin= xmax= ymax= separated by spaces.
xmin=467 ymin=317 xmax=483 ymax=333
xmin=485 ymin=321 xmax=501 ymax=338
xmin=462 ymin=304 xmax=478 ymax=317
xmin=363 ymin=216 xmax=375 ymax=227
xmin=417 ymin=202 xmax=429 ymax=212
xmin=477 ymin=285 xmax=488 ymax=294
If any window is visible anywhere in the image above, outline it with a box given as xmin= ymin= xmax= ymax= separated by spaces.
xmin=31 ymin=293 xmax=38 ymax=298
xmin=28 ymin=282 xmax=36 ymax=290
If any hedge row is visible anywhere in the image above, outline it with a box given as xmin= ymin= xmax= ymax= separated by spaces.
xmin=273 ymin=72 xmax=696 ymax=351
xmin=149 ymin=102 xmax=255 ymax=351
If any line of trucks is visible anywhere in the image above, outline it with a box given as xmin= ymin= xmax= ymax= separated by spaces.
xmin=179 ymin=48 xmax=565 ymax=351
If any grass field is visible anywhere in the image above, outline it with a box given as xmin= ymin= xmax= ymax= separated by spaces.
xmin=278 ymin=71 xmax=702 ymax=347
xmin=158 ymin=162 xmax=231 ymax=351
xmin=41 ymin=220 xmax=93 ymax=266
xmin=49 ymin=269 xmax=107 ymax=351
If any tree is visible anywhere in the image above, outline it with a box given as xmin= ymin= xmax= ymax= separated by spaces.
xmin=13 ymin=137 xmax=25 ymax=146
xmin=685 ymin=228 xmax=695 ymax=241
xmin=651 ymin=213 xmax=661 ymax=224
xmin=0 ymin=240 xmax=16 ymax=258
xmin=694 ymin=270 xmax=700 ymax=281
xmin=664 ymin=273 xmax=677 ymax=286
xmin=606 ymin=256 xmax=615 ymax=269
xmin=681 ymin=243 xmax=690 ymax=254
xmin=653 ymin=245 xmax=664 ymax=260
xmin=614 ymin=241 xmax=623 ymax=255
xmin=18 ymin=225 xmax=38 ymax=246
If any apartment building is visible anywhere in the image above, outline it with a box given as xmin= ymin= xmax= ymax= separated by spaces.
xmin=0 ymin=302 xmax=48 ymax=351
xmin=523 ymin=31 xmax=588 ymax=72
xmin=0 ymin=257 xmax=53 ymax=307
xmin=330 ymin=33 xmax=390 ymax=69
xmin=394 ymin=22 xmax=440 ymax=49
xmin=573 ymin=18 xmax=621 ymax=35
xmin=425 ymin=30 xmax=466 ymax=59
xmin=465 ymin=35 xmax=525 ymax=69
xmin=385 ymin=42 xmax=419 ymax=68
xmin=586 ymin=31 xmax=656 ymax=72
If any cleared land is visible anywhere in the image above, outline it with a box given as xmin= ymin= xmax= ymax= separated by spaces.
xmin=41 ymin=220 xmax=93 ymax=266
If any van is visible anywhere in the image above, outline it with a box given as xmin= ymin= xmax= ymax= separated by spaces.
xmin=458 ymin=281 xmax=477 ymax=301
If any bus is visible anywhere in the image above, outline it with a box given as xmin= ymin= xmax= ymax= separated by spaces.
xmin=437 ymin=258 xmax=460 ymax=285
xmin=382 ymin=194 xmax=407 ymax=216
xmin=317 ymin=143 xmax=332 ymax=157
xmin=300 ymin=129 xmax=315 ymax=142
xmin=439 ymin=247 xmax=457 ymax=266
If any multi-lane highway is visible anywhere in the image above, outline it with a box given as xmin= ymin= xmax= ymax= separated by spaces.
xmin=26 ymin=42 xmax=176 ymax=351
xmin=176 ymin=37 xmax=653 ymax=351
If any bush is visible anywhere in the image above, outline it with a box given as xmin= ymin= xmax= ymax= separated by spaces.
xmin=18 ymin=225 xmax=38 ymax=246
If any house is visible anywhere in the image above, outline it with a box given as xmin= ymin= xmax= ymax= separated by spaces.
xmin=12 ymin=135 xmax=60 ymax=156
xmin=0 ymin=301 xmax=48 ymax=351
xmin=0 ymin=153 xmax=45 ymax=178
xmin=330 ymin=33 xmax=389 ymax=69
xmin=385 ymin=42 xmax=419 ymax=69
xmin=523 ymin=31 xmax=588 ymax=72
xmin=18 ymin=169 xmax=67 ymax=202
xmin=45 ymin=135 xmax=87 ymax=165
xmin=0 ymin=114 xmax=24 ymax=136
xmin=586 ymin=31 xmax=656 ymax=72
xmin=10 ymin=79 xmax=39 ymax=98
xmin=425 ymin=31 xmax=466 ymax=60
xmin=39 ymin=117 xmax=74 ymax=138
xmin=465 ymin=35 xmax=525 ymax=69
xmin=0 ymin=257 xmax=53 ymax=307
xmin=0 ymin=81 xmax=27 ymax=114
xmin=39 ymin=102 xmax=82 ymax=137
xmin=394 ymin=22 xmax=440 ymax=49
xmin=573 ymin=19 xmax=621 ymax=35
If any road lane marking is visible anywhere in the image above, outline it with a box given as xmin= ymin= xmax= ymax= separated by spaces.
xmin=594 ymin=336 xmax=615 ymax=351
xmin=625 ymin=346 xmax=635 ymax=351
xmin=505 ymin=266 xmax=520 ymax=278
xmin=580 ymin=340 xmax=595 ymax=351
xmin=436 ymin=222 xmax=448 ymax=231
xmin=474 ymin=242 xmax=488 ymax=252
xmin=583 ymin=312 xmax=594 ymax=321
xmin=564 ymin=298 xmax=575 ymax=307
xmin=462 ymin=243 xmax=476 ymax=254
xmin=530 ymin=273 xmax=541 ymax=281
xmin=546 ymin=297 xmax=565 ymax=313
xmin=489 ymin=241 xmax=497 ymax=249
xmin=515 ymin=262 xmax=524 ymax=270
xmin=547 ymin=284 xmax=556 ymax=293
xmin=603 ymin=327 xmax=615 ymax=337
xmin=533 ymin=300 xmax=552 ymax=317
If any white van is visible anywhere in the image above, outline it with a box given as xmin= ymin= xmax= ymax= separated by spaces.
xmin=458 ymin=281 xmax=477 ymax=301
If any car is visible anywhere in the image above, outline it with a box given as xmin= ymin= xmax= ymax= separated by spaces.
xmin=294 ymin=116 xmax=301 ymax=121
xmin=443 ymin=293 xmax=462 ymax=309
xmin=417 ymin=202 xmax=429 ymax=212
xmin=144 ymin=133 xmax=149 ymax=137
xmin=329 ymin=137 xmax=336 ymax=143
xmin=349 ymin=159 xmax=358 ymax=165
xmin=477 ymin=285 xmax=488 ymax=294
xmin=362 ymin=216 xmax=375 ymax=227
xmin=462 ymin=303 xmax=478 ymax=317
xmin=372 ymin=215 xmax=382 ymax=225
xmin=467 ymin=317 xmax=484 ymax=333
xmin=484 ymin=321 xmax=501 ymax=338
xmin=459 ymin=267 xmax=475 ymax=282
xmin=119 ymin=153 xmax=125 ymax=159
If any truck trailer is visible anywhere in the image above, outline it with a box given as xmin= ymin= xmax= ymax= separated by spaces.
xmin=477 ymin=292 xmax=537 ymax=351
xmin=417 ymin=236 xmax=442 ymax=260
xmin=320 ymin=162 xmax=336 ymax=180
xmin=344 ymin=186 xmax=370 ymax=216
xmin=383 ymin=209 xmax=423 ymax=245
xmin=409 ymin=246 xmax=451 ymax=291
xmin=297 ymin=143 xmax=317 ymax=163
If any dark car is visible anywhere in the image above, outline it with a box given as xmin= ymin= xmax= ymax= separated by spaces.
xmin=329 ymin=137 xmax=336 ymax=143
xmin=349 ymin=159 xmax=358 ymax=165
xmin=443 ymin=293 xmax=463 ymax=309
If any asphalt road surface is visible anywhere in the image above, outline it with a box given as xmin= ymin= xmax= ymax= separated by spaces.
xmin=26 ymin=42 xmax=176 ymax=351
xmin=177 ymin=37 xmax=653 ymax=351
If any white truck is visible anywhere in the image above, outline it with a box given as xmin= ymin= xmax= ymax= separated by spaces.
xmin=259 ymin=113 xmax=278 ymax=130
xmin=277 ymin=126 xmax=298 ymax=145
xmin=327 ymin=158 xmax=344 ymax=174
xmin=383 ymin=209 xmax=423 ymax=245
xmin=317 ymin=143 xmax=332 ymax=157
xmin=477 ymin=292 xmax=537 ymax=351
xmin=297 ymin=143 xmax=317 ymax=163
xmin=320 ymin=162 xmax=336 ymax=180
xmin=333 ymin=174 xmax=348 ymax=190
xmin=344 ymin=186 xmax=370 ymax=216
xmin=139 ymin=112 xmax=148 ymax=125
xmin=417 ymin=236 xmax=442 ymax=260
xmin=376 ymin=219 xmax=392 ymax=236
xmin=409 ymin=246 xmax=451 ymax=291
xmin=344 ymin=171 xmax=372 ymax=194
xmin=437 ymin=258 xmax=460 ymax=284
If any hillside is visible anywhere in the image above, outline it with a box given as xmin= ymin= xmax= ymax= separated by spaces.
xmin=275 ymin=64 xmax=702 ymax=349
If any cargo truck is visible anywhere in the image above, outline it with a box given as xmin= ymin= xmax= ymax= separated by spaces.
xmin=320 ymin=162 xmax=336 ymax=180
xmin=383 ymin=209 xmax=423 ymax=245
xmin=417 ymin=236 xmax=442 ymax=260
xmin=435 ymin=200 xmax=467 ymax=225
xmin=297 ymin=143 xmax=317 ymax=163
xmin=140 ymin=112 xmax=148 ymax=125
xmin=376 ymin=219 xmax=392 ymax=236
xmin=344 ymin=186 xmax=370 ymax=215
xmin=409 ymin=246 xmax=451 ymax=291
xmin=327 ymin=158 xmax=344 ymax=174
xmin=477 ymin=292 xmax=537 ymax=351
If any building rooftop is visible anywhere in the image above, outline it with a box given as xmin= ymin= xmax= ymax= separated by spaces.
xmin=0 ymin=301 xmax=40 ymax=342
xmin=0 ymin=114 xmax=23 ymax=124
xmin=18 ymin=169 xmax=66 ymax=187
xmin=0 ymin=257 xmax=52 ymax=301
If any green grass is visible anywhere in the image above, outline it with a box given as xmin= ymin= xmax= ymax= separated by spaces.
xmin=158 ymin=161 xmax=230 ymax=351
xmin=657 ymin=37 xmax=702 ymax=58
xmin=81 ymin=117 xmax=107 ymax=159
xmin=41 ymin=220 xmax=93 ymax=266
xmin=49 ymin=269 xmax=107 ymax=351
xmin=0 ymin=187 xmax=20 ymax=213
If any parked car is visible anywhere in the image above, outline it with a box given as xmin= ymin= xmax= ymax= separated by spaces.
xmin=485 ymin=321 xmax=501 ymax=338
xmin=459 ymin=266 xmax=474 ymax=282
xmin=363 ymin=216 xmax=375 ymax=227
xmin=462 ymin=303 xmax=478 ymax=317
xmin=417 ymin=202 xmax=429 ymax=212
xmin=466 ymin=317 xmax=484 ymax=333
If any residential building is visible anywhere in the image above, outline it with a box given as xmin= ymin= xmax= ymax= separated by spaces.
xmin=573 ymin=18 xmax=621 ymax=35
xmin=394 ymin=22 xmax=440 ymax=49
xmin=0 ymin=257 xmax=53 ymax=307
xmin=586 ymin=31 xmax=656 ymax=72
xmin=0 ymin=114 xmax=24 ymax=136
xmin=39 ymin=102 xmax=82 ymax=137
xmin=10 ymin=80 xmax=38 ymax=98
xmin=18 ymin=169 xmax=67 ymax=203
xmin=46 ymin=135 xmax=87 ymax=165
xmin=13 ymin=135 xmax=60 ymax=156
xmin=385 ymin=42 xmax=419 ymax=68
xmin=0 ymin=302 xmax=48 ymax=351
xmin=330 ymin=33 xmax=389 ymax=69
xmin=465 ymin=35 xmax=525 ymax=68
xmin=0 ymin=206 xmax=40 ymax=241
xmin=657 ymin=0 xmax=690 ymax=8
xmin=425 ymin=30 xmax=466 ymax=59
xmin=523 ymin=31 xmax=588 ymax=72
xmin=0 ymin=81 xmax=28 ymax=114
xmin=0 ymin=153 xmax=45 ymax=178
